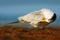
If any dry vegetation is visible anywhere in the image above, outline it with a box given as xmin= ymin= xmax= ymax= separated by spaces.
xmin=0 ymin=25 xmax=60 ymax=40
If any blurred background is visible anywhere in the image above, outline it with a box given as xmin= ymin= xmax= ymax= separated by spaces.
xmin=0 ymin=0 xmax=60 ymax=26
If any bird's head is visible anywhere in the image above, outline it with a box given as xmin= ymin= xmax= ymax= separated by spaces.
xmin=40 ymin=8 xmax=56 ymax=23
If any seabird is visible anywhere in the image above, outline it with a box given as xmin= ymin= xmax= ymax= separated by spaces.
xmin=9 ymin=8 xmax=56 ymax=29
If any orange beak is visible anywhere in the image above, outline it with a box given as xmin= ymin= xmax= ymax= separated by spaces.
xmin=40 ymin=18 xmax=46 ymax=22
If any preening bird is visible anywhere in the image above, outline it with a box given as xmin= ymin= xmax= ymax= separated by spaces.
xmin=9 ymin=8 xmax=56 ymax=29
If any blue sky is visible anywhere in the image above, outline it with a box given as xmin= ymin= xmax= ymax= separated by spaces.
xmin=0 ymin=0 xmax=60 ymax=25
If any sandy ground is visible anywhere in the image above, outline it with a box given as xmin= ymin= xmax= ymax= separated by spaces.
xmin=0 ymin=25 xmax=60 ymax=40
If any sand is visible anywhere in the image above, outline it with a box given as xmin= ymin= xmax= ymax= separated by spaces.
xmin=0 ymin=25 xmax=60 ymax=40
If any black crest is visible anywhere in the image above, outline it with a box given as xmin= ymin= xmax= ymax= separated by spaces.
xmin=50 ymin=13 xmax=56 ymax=22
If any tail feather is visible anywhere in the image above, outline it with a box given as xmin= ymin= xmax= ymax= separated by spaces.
xmin=8 ymin=20 xmax=19 ymax=24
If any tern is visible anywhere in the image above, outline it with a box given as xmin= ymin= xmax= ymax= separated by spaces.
xmin=9 ymin=8 xmax=56 ymax=29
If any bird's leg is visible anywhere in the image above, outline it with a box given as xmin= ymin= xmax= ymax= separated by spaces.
xmin=29 ymin=22 xmax=45 ymax=30
xmin=36 ymin=22 xmax=49 ymax=30
xmin=37 ymin=25 xmax=45 ymax=30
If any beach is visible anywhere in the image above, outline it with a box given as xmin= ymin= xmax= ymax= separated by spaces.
xmin=0 ymin=25 xmax=60 ymax=40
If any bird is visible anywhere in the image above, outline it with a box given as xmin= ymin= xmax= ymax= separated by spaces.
xmin=9 ymin=8 xmax=56 ymax=29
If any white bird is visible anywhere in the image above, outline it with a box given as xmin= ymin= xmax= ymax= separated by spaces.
xmin=9 ymin=8 xmax=56 ymax=29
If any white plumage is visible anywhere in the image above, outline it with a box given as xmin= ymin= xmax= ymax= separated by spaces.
xmin=18 ymin=8 xmax=54 ymax=28
xmin=40 ymin=8 xmax=54 ymax=19
xmin=18 ymin=11 xmax=44 ymax=24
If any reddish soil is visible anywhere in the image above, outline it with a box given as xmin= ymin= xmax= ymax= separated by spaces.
xmin=0 ymin=25 xmax=60 ymax=40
